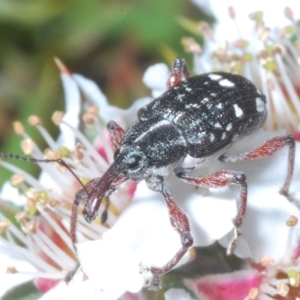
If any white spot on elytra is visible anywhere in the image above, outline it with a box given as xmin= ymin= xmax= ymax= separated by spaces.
xmin=211 ymin=93 xmax=217 ymax=97
xmin=233 ymin=104 xmax=243 ymax=118
xmin=216 ymin=103 xmax=223 ymax=109
xmin=209 ymin=133 xmax=215 ymax=142
xmin=185 ymin=87 xmax=192 ymax=92
xmin=186 ymin=103 xmax=201 ymax=109
xmin=208 ymin=74 xmax=222 ymax=81
xmin=221 ymin=132 xmax=226 ymax=140
xmin=201 ymin=98 xmax=209 ymax=103
xmin=219 ymin=79 xmax=235 ymax=87
xmin=214 ymin=122 xmax=222 ymax=128
xmin=177 ymin=94 xmax=185 ymax=101
xmin=255 ymin=97 xmax=265 ymax=112
xmin=226 ymin=123 xmax=232 ymax=131
xmin=173 ymin=112 xmax=184 ymax=122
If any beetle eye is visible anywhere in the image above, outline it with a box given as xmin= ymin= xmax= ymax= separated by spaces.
xmin=126 ymin=154 xmax=142 ymax=170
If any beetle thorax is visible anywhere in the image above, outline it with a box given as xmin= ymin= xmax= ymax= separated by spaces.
xmin=118 ymin=118 xmax=187 ymax=180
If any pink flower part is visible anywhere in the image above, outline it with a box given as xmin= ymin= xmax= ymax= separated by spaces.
xmin=122 ymin=291 xmax=145 ymax=300
xmin=186 ymin=270 xmax=262 ymax=300
xmin=36 ymin=278 xmax=59 ymax=294
xmin=128 ymin=181 xmax=138 ymax=198
xmin=96 ymin=144 xmax=109 ymax=163
xmin=294 ymin=244 xmax=300 ymax=259
xmin=293 ymin=132 xmax=300 ymax=142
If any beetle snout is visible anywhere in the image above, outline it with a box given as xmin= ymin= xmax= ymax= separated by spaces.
xmin=83 ymin=196 xmax=102 ymax=222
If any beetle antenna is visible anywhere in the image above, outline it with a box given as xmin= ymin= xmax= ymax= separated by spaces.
xmin=0 ymin=153 xmax=90 ymax=197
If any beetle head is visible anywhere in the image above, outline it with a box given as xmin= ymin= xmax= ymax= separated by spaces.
xmin=115 ymin=145 xmax=148 ymax=180
xmin=82 ymin=145 xmax=148 ymax=222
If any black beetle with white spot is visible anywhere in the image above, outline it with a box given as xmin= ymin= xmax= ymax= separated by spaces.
xmin=0 ymin=58 xmax=295 ymax=290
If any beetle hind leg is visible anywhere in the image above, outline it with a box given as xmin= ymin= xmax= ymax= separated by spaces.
xmin=176 ymin=170 xmax=248 ymax=255
xmin=219 ymin=134 xmax=295 ymax=197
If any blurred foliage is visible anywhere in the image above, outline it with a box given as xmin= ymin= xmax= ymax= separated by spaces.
xmin=0 ymin=0 xmax=212 ymax=182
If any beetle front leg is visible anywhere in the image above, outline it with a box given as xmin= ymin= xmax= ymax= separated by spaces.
xmin=167 ymin=58 xmax=191 ymax=89
xmin=145 ymin=183 xmax=193 ymax=291
xmin=219 ymin=134 xmax=295 ymax=196
xmin=176 ymin=170 xmax=248 ymax=255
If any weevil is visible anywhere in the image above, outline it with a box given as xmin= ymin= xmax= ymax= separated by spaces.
xmin=0 ymin=58 xmax=295 ymax=290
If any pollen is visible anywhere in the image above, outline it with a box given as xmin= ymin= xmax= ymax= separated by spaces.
xmin=286 ymin=215 xmax=298 ymax=226
xmin=0 ymin=219 xmax=12 ymax=234
xmin=24 ymin=188 xmax=40 ymax=200
xmin=21 ymin=138 xmax=35 ymax=155
xmin=44 ymin=148 xmax=57 ymax=160
xmin=28 ymin=115 xmax=42 ymax=126
xmin=58 ymin=146 xmax=70 ymax=157
xmin=12 ymin=121 xmax=24 ymax=135
xmin=46 ymin=198 xmax=58 ymax=207
xmin=52 ymin=111 xmax=65 ymax=125
xmin=288 ymin=269 xmax=300 ymax=287
xmin=83 ymin=112 xmax=95 ymax=125
xmin=247 ymin=287 xmax=258 ymax=299
xmin=260 ymin=255 xmax=274 ymax=266
xmin=10 ymin=173 xmax=25 ymax=187
xmin=39 ymin=190 xmax=48 ymax=201
xmin=181 ymin=37 xmax=202 ymax=54
xmin=6 ymin=266 xmax=18 ymax=274
xmin=277 ymin=282 xmax=289 ymax=297
xmin=26 ymin=220 xmax=37 ymax=234
xmin=15 ymin=212 xmax=27 ymax=223
xmin=76 ymin=143 xmax=85 ymax=160
xmin=25 ymin=198 xmax=38 ymax=215
xmin=87 ymin=106 xmax=99 ymax=115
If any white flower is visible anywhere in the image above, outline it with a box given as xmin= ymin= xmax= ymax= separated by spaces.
xmin=192 ymin=0 xmax=300 ymax=37
xmin=189 ymin=0 xmax=300 ymax=132
xmin=0 ymin=60 xmax=145 ymax=299
xmin=2 ymin=9 xmax=300 ymax=296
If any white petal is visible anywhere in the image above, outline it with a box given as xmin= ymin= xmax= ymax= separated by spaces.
xmin=77 ymin=177 xmax=238 ymax=296
xmin=218 ymin=130 xmax=300 ymax=262
xmin=193 ymin=0 xmax=300 ymax=40
xmin=142 ymin=63 xmax=169 ymax=98
xmin=0 ymin=181 xmax=26 ymax=206
xmin=56 ymin=73 xmax=81 ymax=148
xmin=73 ymin=74 xmax=151 ymax=128
xmin=0 ymin=251 xmax=35 ymax=298
xmin=78 ymin=240 xmax=144 ymax=299
xmin=39 ymin=280 xmax=112 ymax=300
xmin=162 ymin=174 xmax=237 ymax=245
xmin=165 ymin=288 xmax=195 ymax=300
xmin=186 ymin=186 xmax=237 ymax=245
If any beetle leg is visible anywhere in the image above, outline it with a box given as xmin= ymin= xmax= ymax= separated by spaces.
xmin=167 ymin=58 xmax=191 ymax=90
xmin=106 ymin=120 xmax=125 ymax=152
xmin=65 ymin=262 xmax=82 ymax=284
xmin=70 ymin=174 xmax=127 ymax=249
xmin=219 ymin=134 xmax=295 ymax=196
xmin=145 ymin=183 xmax=193 ymax=290
xmin=70 ymin=177 xmax=102 ymax=248
xmin=176 ymin=170 xmax=248 ymax=255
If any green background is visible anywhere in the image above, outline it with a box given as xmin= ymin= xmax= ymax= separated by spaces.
xmin=0 ymin=0 xmax=212 ymax=181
